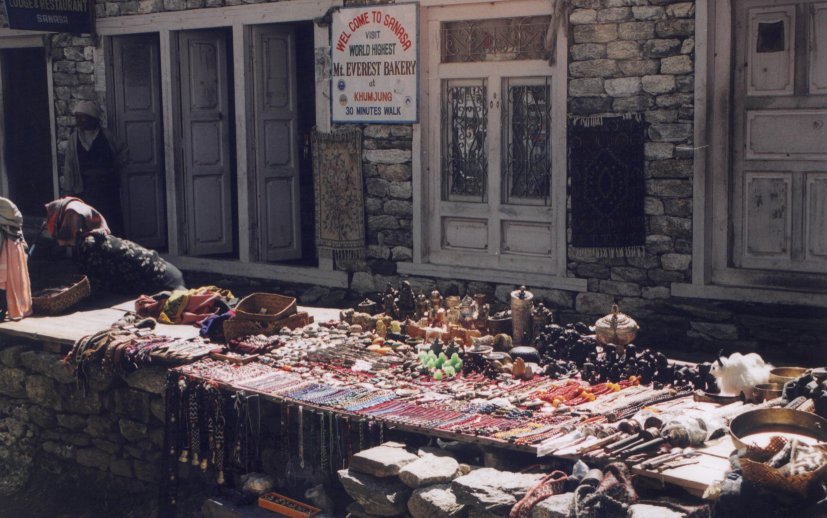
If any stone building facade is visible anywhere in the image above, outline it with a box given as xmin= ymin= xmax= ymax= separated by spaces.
xmin=0 ymin=0 xmax=824 ymax=364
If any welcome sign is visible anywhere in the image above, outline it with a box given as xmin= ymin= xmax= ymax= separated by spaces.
xmin=331 ymin=3 xmax=418 ymax=124
xmin=3 ymin=0 xmax=94 ymax=33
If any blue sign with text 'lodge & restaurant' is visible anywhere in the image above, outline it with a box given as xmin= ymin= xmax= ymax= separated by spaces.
xmin=3 ymin=0 xmax=94 ymax=34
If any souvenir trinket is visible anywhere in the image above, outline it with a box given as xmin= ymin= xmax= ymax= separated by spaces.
xmin=532 ymin=302 xmax=555 ymax=339
xmin=509 ymin=346 xmax=541 ymax=364
xmin=593 ymin=304 xmax=639 ymax=354
xmin=511 ymin=286 xmax=534 ymax=345
xmin=416 ymin=292 xmax=431 ymax=320
xmin=357 ymin=299 xmax=378 ymax=315
xmin=397 ymin=281 xmax=416 ymax=320
xmin=488 ymin=310 xmax=512 ymax=336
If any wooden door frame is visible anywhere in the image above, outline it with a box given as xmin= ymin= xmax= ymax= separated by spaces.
xmin=0 ymin=33 xmax=58 ymax=207
xmin=673 ymin=0 xmax=827 ymax=305
xmin=105 ymin=33 xmax=168 ymax=248
xmin=249 ymin=24 xmax=301 ymax=262
xmin=177 ymin=28 xmax=236 ymax=257
xmin=411 ymin=0 xmax=573 ymax=282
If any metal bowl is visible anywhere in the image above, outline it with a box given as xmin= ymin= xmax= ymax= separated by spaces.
xmin=769 ymin=367 xmax=809 ymax=385
xmin=729 ymin=408 xmax=827 ymax=449
xmin=752 ymin=383 xmax=784 ymax=402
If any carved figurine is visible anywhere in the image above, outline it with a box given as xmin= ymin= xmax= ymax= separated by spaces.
xmin=383 ymin=283 xmax=399 ymax=318
xmin=397 ymin=281 xmax=417 ymax=320
xmin=430 ymin=289 xmax=443 ymax=312
xmin=416 ymin=291 xmax=431 ymax=321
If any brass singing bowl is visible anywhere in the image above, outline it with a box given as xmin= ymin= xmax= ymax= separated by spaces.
xmin=769 ymin=367 xmax=809 ymax=385
xmin=752 ymin=383 xmax=784 ymax=402
xmin=729 ymin=408 xmax=827 ymax=449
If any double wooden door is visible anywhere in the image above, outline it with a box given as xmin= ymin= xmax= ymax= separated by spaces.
xmin=732 ymin=0 xmax=827 ymax=273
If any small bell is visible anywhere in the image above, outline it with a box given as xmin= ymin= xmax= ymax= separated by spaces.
xmin=191 ymin=452 xmax=200 ymax=467
xmin=200 ymin=457 xmax=209 ymax=471
xmin=217 ymin=470 xmax=225 ymax=485
xmin=178 ymin=449 xmax=189 ymax=463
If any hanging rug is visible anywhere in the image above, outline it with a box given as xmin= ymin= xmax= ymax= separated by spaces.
xmin=312 ymin=127 xmax=365 ymax=263
xmin=569 ymin=114 xmax=647 ymax=258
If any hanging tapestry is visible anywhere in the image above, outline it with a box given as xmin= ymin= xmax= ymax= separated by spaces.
xmin=312 ymin=127 xmax=365 ymax=263
xmin=569 ymin=114 xmax=646 ymax=258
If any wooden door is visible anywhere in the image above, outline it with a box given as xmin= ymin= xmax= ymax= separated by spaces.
xmin=251 ymin=25 xmax=301 ymax=261
xmin=179 ymin=30 xmax=235 ymax=256
xmin=111 ymin=34 xmax=167 ymax=248
xmin=732 ymin=0 xmax=827 ymax=273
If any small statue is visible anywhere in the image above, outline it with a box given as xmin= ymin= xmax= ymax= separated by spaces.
xmin=383 ymin=283 xmax=398 ymax=318
xmin=430 ymin=289 xmax=443 ymax=312
xmin=416 ymin=291 xmax=431 ymax=321
xmin=397 ymin=281 xmax=416 ymax=320
xmin=476 ymin=302 xmax=490 ymax=333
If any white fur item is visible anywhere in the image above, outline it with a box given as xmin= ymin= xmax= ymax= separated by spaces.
xmin=710 ymin=352 xmax=773 ymax=396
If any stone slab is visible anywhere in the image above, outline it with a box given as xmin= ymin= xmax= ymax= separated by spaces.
xmin=407 ymin=484 xmax=467 ymax=518
xmin=339 ymin=468 xmax=411 ymax=517
xmin=529 ymin=493 xmax=574 ymax=518
xmin=399 ymin=454 xmax=460 ymax=488
xmin=452 ymin=468 xmax=544 ymax=514
xmin=350 ymin=442 xmax=419 ymax=478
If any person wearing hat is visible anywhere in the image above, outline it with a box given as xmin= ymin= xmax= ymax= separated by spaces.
xmin=60 ymin=100 xmax=128 ymax=236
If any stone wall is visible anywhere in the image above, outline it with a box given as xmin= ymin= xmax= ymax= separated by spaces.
xmin=565 ymin=0 xmax=695 ymax=303
xmin=0 ymin=339 xmax=165 ymax=510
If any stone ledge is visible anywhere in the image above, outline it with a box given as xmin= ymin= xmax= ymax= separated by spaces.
xmin=397 ymin=263 xmax=588 ymax=292
xmin=671 ymin=283 xmax=827 ymax=308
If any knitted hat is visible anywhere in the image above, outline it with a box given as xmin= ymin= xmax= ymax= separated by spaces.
xmin=73 ymin=101 xmax=100 ymax=120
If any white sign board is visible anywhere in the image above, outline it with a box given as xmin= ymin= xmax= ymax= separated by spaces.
xmin=331 ymin=3 xmax=419 ymax=124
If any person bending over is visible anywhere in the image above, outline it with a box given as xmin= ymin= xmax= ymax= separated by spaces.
xmin=45 ymin=197 xmax=185 ymax=294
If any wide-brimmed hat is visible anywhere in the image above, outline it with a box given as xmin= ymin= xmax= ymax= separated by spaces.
xmin=73 ymin=101 xmax=100 ymax=120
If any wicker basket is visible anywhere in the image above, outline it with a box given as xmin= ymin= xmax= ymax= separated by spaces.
xmin=31 ymin=274 xmax=91 ymax=315
xmin=223 ymin=311 xmax=312 ymax=342
xmin=741 ymin=441 xmax=827 ymax=497
xmin=234 ymin=293 xmax=297 ymax=322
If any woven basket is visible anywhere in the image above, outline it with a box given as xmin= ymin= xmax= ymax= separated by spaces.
xmin=31 ymin=274 xmax=91 ymax=315
xmin=741 ymin=442 xmax=827 ymax=497
xmin=224 ymin=311 xmax=312 ymax=342
xmin=234 ymin=293 xmax=297 ymax=322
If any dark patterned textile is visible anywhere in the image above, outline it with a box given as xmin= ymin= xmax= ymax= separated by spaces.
xmin=569 ymin=115 xmax=646 ymax=258
xmin=77 ymin=233 xmax=167 ymax=293
xmin=312 ymin=128 xmax=365 ymax=263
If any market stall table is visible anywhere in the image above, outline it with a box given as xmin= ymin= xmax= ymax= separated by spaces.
xmin=0 ymin=298 xmax=338 ymax=348
xmin=0 ymin=302 xmax=747 ymax=501
xmin=172 ymin=335 xmax=741 ymax=499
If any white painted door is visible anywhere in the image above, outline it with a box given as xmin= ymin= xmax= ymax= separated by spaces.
xmin=425 ymin=5 xmax=566 ymax=275
xmin=111 ymin=34 xmax=167 ymax=249
xmin=733 ymin=0 xmax=827 ymax=273
xmin=179 ymin=30 xmax=235 ymax=256
xmin=251 ymin=25 xmax=301 ymax=261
